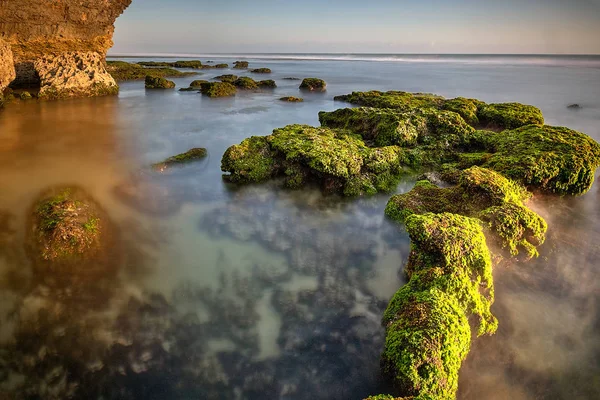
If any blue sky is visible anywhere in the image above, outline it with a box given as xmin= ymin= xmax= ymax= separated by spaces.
xmin=111 ymin=0 xmax=600 ymax=54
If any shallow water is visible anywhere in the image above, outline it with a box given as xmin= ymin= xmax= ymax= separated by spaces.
xmin=0 ymin=56 xmax=599 ymax=399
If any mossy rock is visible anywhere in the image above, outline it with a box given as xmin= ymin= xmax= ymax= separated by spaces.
xmin=173 ymin=60 xmax=203 ymax=69
xmin=27 ymin=187 xmax=115 ymax=279
xmin=107 ymin=61 xmax=197 ymax=81
xmin=178 ymin=87 xmax=200 ymax=92
xmin=144 ymin=75 xmax=176 ymax=89
xmin=233 ymin=61 xmax=249 ymax=69
xmin=221 ymin=136 xmax=277 ymax=183
xmin=189 ymin=79 xmax=209 ymax=88
xmin=19 ymin=91 xmax=33 ymax=100
xmin=214 ymin=74 xmax=238 ymax=83
xmin=299 ymin=78 xmax=327 ymax=91
xmin=334 ymin=91 xmax=444 ymax=111
xmin=250 ymin=68 xmax=272 ymax=74
xmin=280 ymin=96 xmax=303 ymax=102
xmin=199 ymin=82 xmax=237 ymax=98
xmin=234 ymin=77 xmax=259 ymax=90
xmin=258 ymin=80 xmax=277 ymax=88
xmin=283 ymin=77 xmax=301 ymax=80
xmin=478 ymin=125 xmax=600 ymax=195
xmin=215 ymin=63 xmax=229 ymax=69
xmin=477 ymin=102 xmax=544 ymax=130
xmin=382 ymin=286 xmax=471 ymax=400
xmin=441 ymin=97 xmax=484 ymax=126
xmin=385 ymin=167 xmax=547 ymax=259
xmin=137 ymin=61 xmax=173 ymax=67
xmin=152 ymin=148 xmax=208 ymax=171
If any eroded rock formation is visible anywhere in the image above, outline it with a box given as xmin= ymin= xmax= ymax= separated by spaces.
xmin=0 ymin=0 xmax=132 ymax=96
xmin=0 ymin=38 xmax=15 ymax=93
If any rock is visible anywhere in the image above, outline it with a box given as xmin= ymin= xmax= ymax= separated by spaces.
xmin=0 ymin=0 xmax=132 ymax=88
xmin=299 ymin=78 xmax=327 ymax=91
xmin=215 ymin=63 xmax=229 ymax=69
xmin=152 ymin=148 xmax=208 ymax=171
xmin=283 ymin=77 xmax=301 ymax=80
xmin=189 ymin=79 xmax=208 ymax=88
xmin=258 ymin=80 xmax=277 ymax=88
xmin=280 ymin=96 xmax=303 ymax=102
xmin=26 ymin=186 xmax=116 ymax=279
xmin=173 ymin=60 xmax=203 ymax=69
xmin=567 ymin=103 xmax=581 ymax=109
xmin=19 ymin=91 xmax=33 ymax=100
xmin=34 ymin=52 xmax=119 ymax=99
xmin=233 ymin=61 xmax=249 ymax=69
xmin=478 ymin=102 xmax=544 ymax=130
xmin=0 ymin=39 xmax=16 ymax=95
xmin=233 ymin=77 xmax=259 ymax=90
xmin=250 ymin=68 xmax=272 ymax=74
xmin=199 ymin=82 xmax=236 ymax=97
xmin=108 ymin=61 xmax=197 ymax=81
xmin=214 ymin=74 xmax=238 ymax=83
xmin=137 ymin=61 xmax=172 ymax=67
xmin=145 ymin=75 xmax=176 ymax=89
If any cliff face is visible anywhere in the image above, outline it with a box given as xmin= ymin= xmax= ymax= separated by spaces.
xmin=0 ymin=38 xmax=15 ymax=93
xmin=0 ymin=0 xmax=131 ymax=96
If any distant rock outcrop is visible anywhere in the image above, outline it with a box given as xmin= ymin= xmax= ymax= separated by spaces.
xmin=0 ymin=0 xmax=132 ymax=96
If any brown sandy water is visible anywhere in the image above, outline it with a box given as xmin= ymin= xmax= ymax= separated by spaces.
xmin=0 ymin=57 xmax=599 ymax=399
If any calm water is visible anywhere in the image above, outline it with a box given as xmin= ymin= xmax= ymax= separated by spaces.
xmin=0 ymin=56 xmax=599 ymax=399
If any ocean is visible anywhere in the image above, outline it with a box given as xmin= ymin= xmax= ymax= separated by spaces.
xmin=0 ymin=54 xmax=599 ymax=399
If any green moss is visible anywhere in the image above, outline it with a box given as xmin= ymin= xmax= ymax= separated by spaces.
xmin=215 ymin=63 xmax=229 ymax=69
xmin=478 ymin=125 xmax=600 ymax=195
xmin=173 ymin=60 xmax=203 ymax=69
xmin=199 ymin=82 xmax=237 ymax=98
xmin=145 ymin=76 xmax=176 ymax=89
xmin=441 ymin=97 xmax=483 ymax=126
xmin=385 ymin=167 xmax=546 ymax=259
xmin=478 ymin=102 xmax=544 ymax=130
xmin=82 ymin=217 xmax=100 ymax=234
xmin=152 ymin=148 xmax=208 ymax=170
xmin=382 ymin=286 xmax=471 ymax=400
xmin=137 ymin=61 xmax=173 ymax=67
xmin=334 ymin=91 xmax=444 ymax=112
xmin=233 ymin=61 xmax=249 ymax=69
xmin=189 ymin=79 xmax=209 ymax=88
xmin=221 ymin=136 xmax=277 ymax=183
xmin=280 ymin=96 xmax=303 ymax=102
xmin=258 ymin=79 xmax=277 ymax=88
xmin=214 ymin=74 xmax=238 ymax=83
xmin=107 ymin=61 xmax=197 ymax=81
xmin=233 ymin=77 xmax=259 ymax=90
xmin=299 ymin=78 xmax=327 ymax=91
xmin=250 ymin=68 xmax=272 ymax=73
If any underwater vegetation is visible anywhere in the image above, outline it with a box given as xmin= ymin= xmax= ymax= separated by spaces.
xmin=107 ymin=61 xmax=197 ymax=81
xmin=221 ymin=90 xmax=600 ymax=399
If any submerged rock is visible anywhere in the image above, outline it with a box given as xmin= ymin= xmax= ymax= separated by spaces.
xmin=567 ymin=103 xmax=581 ymax=109
xmin=283 ymin=77 xmax=301 ymax=80
xmin=137 ymin=61 xmax=173 ymax=67
xmin=233 ymin=77 xmax=259 ymax=90
xmin=233 ymin=61 xmax=249 ymax=69
xmin=26 ymin=186 xmax=115 ymax=279
xmin=145 ymin=75 xmax=176 ymax=89
xmin=173 ymin=60 xmax=203 ymax=69
xmin=190 ymin=79 xmax=209 ymax=88
xmin=215 ymin=63 xmax=229 ymax=69
xmin=299 ymin=78 xmax=326 ymax=91
xmin=280 ymin=96 xmax=303 ymax=102
xmin=251 ymin=68 xmax=272 ymax=74
xmin=200 ymin=82 xmax=237 ymax=97
xmin=35 ymin=52 xmax=119 ymax=99
xmin=152 ymin=148 xmax=208 ymax=171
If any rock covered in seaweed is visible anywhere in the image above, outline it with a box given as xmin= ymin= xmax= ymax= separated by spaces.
xmin=145 ymin=75 xmax=175 ymax=89
xmin=152 ymin=148 xmax=208 ymax=171
xmin=250 ymin=68 xmax=272 ymax=74
xmin=258 ymin=79 xmax=277 ymax=88
xmin=107 ymin=61 xmax=197 ymax=81
xmin=214 ymin=74 xmax=238 ymax=83
xmin=200 ymin=82 xmax=237 ymax=97
xmin=233 ymin=61 xmax=249 ymax=69
xmin=280 ymin=96 xmax=303 ymax=102
xmin=299 ymin=78 xmax=327 ymax=91
xmin=172 ymin=60 xmax=203 ymax=69
xmin=26 ymin=186 xmax=115 ymax=279
xmin=477 ymin=102 xmax=544 ymax=129
xmin=234 ymin=77 xmax=259 ymax=90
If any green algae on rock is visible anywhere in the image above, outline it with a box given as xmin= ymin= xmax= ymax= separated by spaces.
xmin=27 ymin=187 xmax=113 ymax=277
xmin=152 ymin=148 xmax=208 ymax=171
xmin=385 ymin=167 xmax=547 ymax=258
xmin=215 ymin=63 xmax=229 ymax=69
xmin=190 ymin=79 xmax=209 ymax=87
xmin=221 ymin=136 xmax=277 ymax=183
xmin=280 ymin=96 xmax=304 ymax=102
xmin=107 ymin=61 xmax=197 ymax=81
xmin=258 ymin=79 xmax=277 ymax=88
xmin=172 ymin=60 xmax=203 ymax=69
xmin=233 ymin=77 xmax=259 ymax=90
xmin=233 ymin=61 xmax=249 ymax=69
xmin=478 ymin=102 xmax=544 ymax=130
xmin=199 ymin=82 xmax=237 ymax=97
xmin=145 ymin=75 xmax=175 ymax=89
xmin=299 ymin=78 xmax=327 ymax=91
xmin=214 ymin=74 xmax=238 ymax=83
xmin=250 ymin=68 xmax=272 ymax=73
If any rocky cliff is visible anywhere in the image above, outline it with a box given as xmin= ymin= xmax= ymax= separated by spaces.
xmin=0 ymin=0 xmax=131 ymax=97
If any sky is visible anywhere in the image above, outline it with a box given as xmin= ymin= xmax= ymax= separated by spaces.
xmin=111 ymin=0 xmax=600 ymax=54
